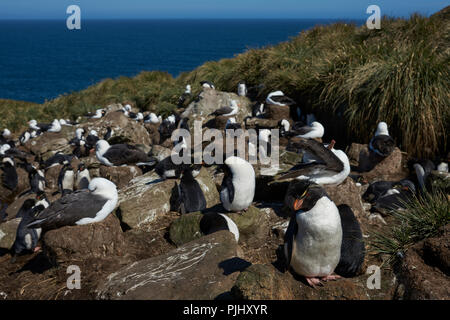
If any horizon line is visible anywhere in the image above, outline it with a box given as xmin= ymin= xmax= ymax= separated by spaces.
xmin=0 ymin=17 xmax=368 ymax=21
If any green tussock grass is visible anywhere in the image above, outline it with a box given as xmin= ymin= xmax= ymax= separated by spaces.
xmin=369 ymin=187 xmax=450 ymax=266
xmin=1 ymin=7 xmax=449 ymax=157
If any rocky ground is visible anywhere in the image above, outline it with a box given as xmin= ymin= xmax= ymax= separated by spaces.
xmin=0 ymin=89 xmax=448 ymax=300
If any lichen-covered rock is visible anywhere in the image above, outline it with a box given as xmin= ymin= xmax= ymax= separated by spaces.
xmin=116 ymin=171 xmax=176 ymax=230
xmin=4 ymin=194 xmax=35 ymax=219
xmin=169 ymin=212 xmax=203 ymax=246
xmin=150 ymin=145 xmax=172 ymax=162
xmin=44 ymin=165 xmax=63 ymax=191
xmin=99 ymin=165 xmax=142 ymax=190
xmin=396 ymin=225 xmax=450 ymax=300
xmin=144 ymin=123 xmax=161 ymax=145
xmin=0 ymin=218 xmax=21 ymax=250
xmin=232 ymin=264 xmax=368 ymax=300
xmin=323 ymin=178 xmax=366 ymax=221
xmin=96 ymin=231 xmax=244 ymax=300
xmin=245 ymin=118 xmax=280 ymax=130
xmin=181 ymin=89 xmax=251 ymax=129
xmin=228 ymin=206 xmax=268 ymax=244
xmin=169 ymin=206 xmax=268 ymax=246
xmin=43 ymin=214 xmax=125 ymax=265
xmin=195 ymin=167 xmax=221 ymax=208
xmin=265 ymin=104 xmax=290 ymax=122
xmin=83 ymin=111 xmax=151 ymax=146
xmin=26 ymin=131 xmax=72 ymax=161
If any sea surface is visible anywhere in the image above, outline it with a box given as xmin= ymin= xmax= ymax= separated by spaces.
xmin=0 ymin=19 xmax=363 ymax=103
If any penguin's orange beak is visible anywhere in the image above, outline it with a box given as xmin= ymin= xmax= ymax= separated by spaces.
xmin=294 ymin=198 xmax=304 ymax=211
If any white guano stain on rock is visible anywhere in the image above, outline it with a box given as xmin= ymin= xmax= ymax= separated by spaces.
xmin=104 ymin=242 xmax=219 ymax=296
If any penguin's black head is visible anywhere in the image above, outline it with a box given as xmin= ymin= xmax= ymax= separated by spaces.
xmin=36 ymin=191 xmax=47 ymax=201
xmin=350 ymin=175 xmax=368 ymax=185
xmin=78 ymin=163 xmax=86 ymax=172
xmin=291 ymin=181 xmax=329 ymax=212
xmin=396 ymin=179 xmax=416 ymax=194
xmin=22 ymin=199 xmax=36 ymax=211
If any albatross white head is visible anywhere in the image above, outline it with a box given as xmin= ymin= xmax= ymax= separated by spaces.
xmin=48 ymin=119 xmax=62 ymax=133
xmin=88 ymin=178 xmax=117 ymax=199
xmin=238 ymin=82 xmax=247 ymax=97
xmin=148 ymin=113 xmax=160 ymax=124
xmin=280 ymin=119 xmax=290 ymax=133
xmin=266 ymin=91 xmax=284 ymax=105
xmin=75 ymin=178 xmax=118 ymax=225
xmin=2 ymin=129 xmax=11 ymax=138
xmin=0 ymin=144 xmax=11 ymax=156
xmin=75 ymin=128 xmax=85 ymax=140
xmin=375 ymin=122 xmax=389 ymax=137
xmin=95 ymin=140 xmax=114 ymax=166
xmin=229 ymin=100 xmax=239 ymax=113
xmin=28 ymin=120 xmax=39 ymax=130
xmin=310 ymin=121 xmax=325 ymax=137
xmin=259 ymin=129 xmax=271 ymax=143
xmin=95 ymin=140 xmax=110 ymax=156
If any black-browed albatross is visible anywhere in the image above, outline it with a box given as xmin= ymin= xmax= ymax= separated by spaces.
xmin=27 ymin=177 xmax=118 ymax=230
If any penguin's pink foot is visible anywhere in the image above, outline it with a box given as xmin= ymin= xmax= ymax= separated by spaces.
xmin=33 ymin=246 xmax=41 ymax=253
xmin=305 ymin=277 xmax=322 ymax=287
xmin=321 ymin=274 xmax=341 ymax=282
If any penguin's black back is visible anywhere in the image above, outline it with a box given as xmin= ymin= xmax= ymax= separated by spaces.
xmin=283 ymin=215 xmax=298 ymax=270
xmin=362 ymin=180 xmax=395 ymax=203
xmin=30 ymin=171 xmax=41 ymax=193
xmin=372 ymin=189 xmax=414 ymax=212
xmin=156 ymin=157 xmax=183 ymax=179
xmin=1 ymin=162 xmax=18 ymax=190
xmin=335 ymin=204 xmax=365 ymax=278
xmin=179 ymin=171 xmax=206 ymax=213
xmin=200 ymin=212 xmax=228 ymax=236
xmin=0 ymin=202 xmax=7 ymax=222
xmin=16 ymin=199 xmax=36 ymax=219
xmin=13 ymin=212 xmax=40 ymax=254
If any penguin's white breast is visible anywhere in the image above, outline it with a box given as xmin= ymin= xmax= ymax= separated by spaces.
xmin=291 ymin=197 xmax=342 ymax=277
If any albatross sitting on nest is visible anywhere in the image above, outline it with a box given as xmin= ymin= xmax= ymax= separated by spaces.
xmin=26 ymin=178 xmax=118 ymax=231
xmin=274 ymin=138 xmax=350 ymax=186
xmin=95 ymin=140 xmax=156 ymax=167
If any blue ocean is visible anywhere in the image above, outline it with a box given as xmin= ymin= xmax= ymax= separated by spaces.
xmin=0 ymin=19 xmax=363 ymax=103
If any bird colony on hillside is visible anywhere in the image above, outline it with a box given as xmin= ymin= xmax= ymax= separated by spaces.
xmin=0 ymin=81 xmax=449 ymax=289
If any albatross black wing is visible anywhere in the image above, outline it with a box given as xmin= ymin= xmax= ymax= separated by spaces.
xmin=37 ymin=123 xmax=51 ymax=132
xmin=26 ymin=190 xmax=108 ymax=230
xmin=276 ymin=138 xmax=344 ymax=181
xmin=103 ymin=144 xmax=148 ymax=166
xmin=291 ymin=125 xmax=315 ymax=137
xmin=270 ymin=95 xmax=296 ymax=106
xmin=210 ymin=106 xmax=233 ymax=116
